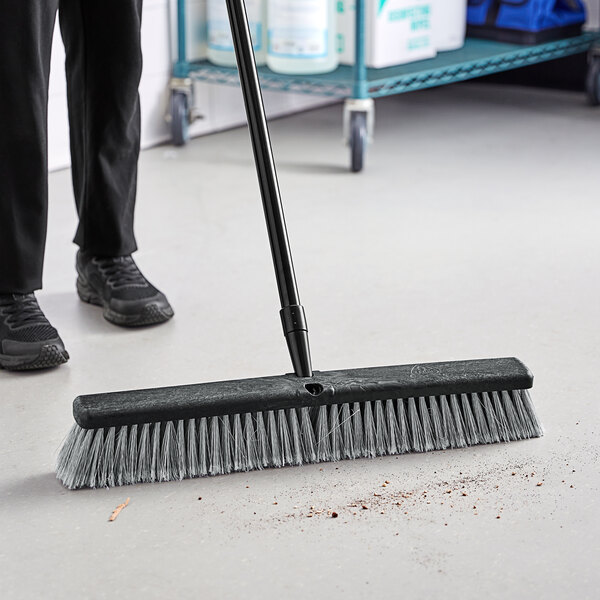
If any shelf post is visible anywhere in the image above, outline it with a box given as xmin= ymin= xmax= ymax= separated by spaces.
xmin=353 ymin=0 xmax=368 ymax=99
xmin=174 ymin=0 xmax=188 ymax=77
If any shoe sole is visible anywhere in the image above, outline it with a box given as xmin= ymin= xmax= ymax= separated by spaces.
xmin=77 ymin=277 xmax=174 ymax=328
xmin=0 ymin=344 xmax=70 ymax=371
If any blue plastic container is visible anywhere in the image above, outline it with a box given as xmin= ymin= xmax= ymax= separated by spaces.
xmin=467 ymin=0 xmax=586 ymax=44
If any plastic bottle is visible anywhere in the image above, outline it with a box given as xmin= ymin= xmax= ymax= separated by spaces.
xmin=433 ymin=0 xmax=467 ymax=52
xmin=267 ymin=0 xmax=338 ymax=75
xmin=207 ymin=0 xmax=267 ymax=67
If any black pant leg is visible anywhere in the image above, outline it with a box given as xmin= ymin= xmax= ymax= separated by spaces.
xmin=59 ymin=0 xmax=143 ymax=257
xmin=0 ymin=0 xmax=59 ymax=293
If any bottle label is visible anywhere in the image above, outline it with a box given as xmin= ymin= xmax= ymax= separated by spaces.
xmin=208 ymin=0 xmax=263 ymax=52
xmin=268 ymin=1 xmax=328 ymax=59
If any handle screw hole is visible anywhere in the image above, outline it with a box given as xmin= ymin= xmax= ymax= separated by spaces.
xmin=305 ymin=383 xmax=324 ymax=396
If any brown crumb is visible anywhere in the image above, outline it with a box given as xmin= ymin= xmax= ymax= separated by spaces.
xmin=385 ymin=480 xmax=390 ymax=484
xmin=332 ymin=512 xmax=338 ymax=518
xmin=496 ymin=516 xmax=501 ymax=519
xmin=109 ymin=497 xmax=130 ymax=522
xmin=511 ymin=472 xmax=516 ymax=476
xmin=380 ymin=511 xmax=385 ymax=515
xmin=362 ymin=505 xmax=368 ymax=510
xmin=461 ymin=492 xmax=468 ymax=497
xmin=246 ymin=486 xmax=249 ymax=488
xmin=373 ymin=493 xmax=381 ymax=497
xmin=307 ymin=514 xmax=313 ymax=518
xmin=382 ymin=484 xmax=387 ymax=488
xmin=570 ymin=485 xmax=574 ymax=488
xmin=197 ymin=497 xmax=202 ymax=500
xmin=446 ymin=490 xmax=452 ymax=494
xmin=536 ymin=482 xmax=543 ymax=487
xmin=444 ymin=523 xmax=448 ymax=526
xmin=273 ymin=502 xmax=278 ymax=505
xmin=473 ymin=506 xmax=477 ymax=509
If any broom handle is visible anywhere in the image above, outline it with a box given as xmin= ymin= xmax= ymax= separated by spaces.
xmin=225 ymin=0 xmax=313 ymax=378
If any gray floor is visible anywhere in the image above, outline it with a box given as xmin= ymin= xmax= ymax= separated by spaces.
xmin=1 ymin=83 xmax=599 ymax=599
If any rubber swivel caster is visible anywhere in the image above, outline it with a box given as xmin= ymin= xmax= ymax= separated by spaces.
xmin=170 ymin=90 xmax=190 ymax=147
xmin=350 ymin=112 xmax=367 ymax=173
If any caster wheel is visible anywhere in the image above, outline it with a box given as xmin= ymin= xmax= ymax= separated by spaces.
xmin=170 ymin=91 xmax=190 ymax=146
xmin=586 ymin=57 xmax=600 ymax=106
xmin=350 ymin=111 xmax=367 ymax=173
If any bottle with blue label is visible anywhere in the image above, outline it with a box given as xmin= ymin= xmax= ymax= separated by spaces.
xmin=208 ymin=0 xmax=267 ymax=67
xmin=267 ymin=0 xmax=339 ymax=74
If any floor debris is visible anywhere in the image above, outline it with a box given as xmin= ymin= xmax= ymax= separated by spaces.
xmin=109 ymin=498 xmax=130 ymax=522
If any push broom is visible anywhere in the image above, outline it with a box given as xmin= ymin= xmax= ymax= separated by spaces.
xmin=56 ymin=0 xmax=542 ymax=489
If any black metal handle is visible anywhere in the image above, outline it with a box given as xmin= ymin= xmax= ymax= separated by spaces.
xmin=224 ymin=0 xmax=312 ymax=377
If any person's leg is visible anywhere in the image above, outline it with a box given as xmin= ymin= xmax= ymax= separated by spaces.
xmin=0 ymin=0 xmax=59 ymax=293
xmin=58 ymin=0 xmax=142 ymax=256
xmin=0 ymin=0 xmax=69 ymax=370
xmin=59 ymin=0 xmax=173 ymax=327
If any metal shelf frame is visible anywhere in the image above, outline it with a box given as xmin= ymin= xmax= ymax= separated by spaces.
xmin=169 ymin=0 xmax=600 ymax=170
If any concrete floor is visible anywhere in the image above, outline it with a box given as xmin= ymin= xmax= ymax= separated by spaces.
xmin=1 ymin=83 xmax=599 ymax=599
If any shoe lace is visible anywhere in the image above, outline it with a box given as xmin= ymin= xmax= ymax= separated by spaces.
xmin=93 ymin=256 xmax=147 ymax=289
xmin=0 ymin=294 xmax=49 ymax=327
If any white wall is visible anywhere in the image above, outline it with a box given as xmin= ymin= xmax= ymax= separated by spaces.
xmin=47 ymin=0 xmax=330 ymax=172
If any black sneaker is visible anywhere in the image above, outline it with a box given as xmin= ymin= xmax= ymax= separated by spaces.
xmin=0 ymin=294 xmax=69 ymax=371
xmin=76 ymin=251 xmax=174 ymax=327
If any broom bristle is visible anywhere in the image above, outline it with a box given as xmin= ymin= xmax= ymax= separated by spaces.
xmin=56 ymin=389 xmax=543 ymax=490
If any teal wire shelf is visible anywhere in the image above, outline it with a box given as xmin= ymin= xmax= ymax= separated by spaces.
xmin=185 ymin=32 xmax=600 ymax=99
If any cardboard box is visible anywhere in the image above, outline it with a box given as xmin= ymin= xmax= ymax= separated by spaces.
xmin=337 ymin=0 xmax=436 ymax=68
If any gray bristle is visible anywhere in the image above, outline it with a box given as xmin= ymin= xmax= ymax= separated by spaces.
xmin=397 ymin=399 xmax=410 ymax=453
xmin=482 ymin=392 xmax=500 ymax=443
xmin=460 ymin=393 xmax=478 ymax=445
xmin=300 ymin=407 xmax=316 ymax=463
xmin=408 ymin=398 xmax=424 ymax=452
xmin=186 ymin=419 xmax=198 ymax=477
xmin=198 ymin=417 xmax=208 ymax=476
xmin=150 ymin=422 xmax=160 ymax=482
xmin=446 ymin=395 xmax=465 ymax=449
xmin=255 ymin=411 xmax=269 ymax=467
xmin=385 ymin=399 xmax=399 ymax=455
xmin=103 ymin=426 xmax=117 ymax=487
xmin=115 ymin=426 xmax=129 ymax=486
xmin=288 ymin=408 xmax=303 ymax=466
xmin=278 ymin=409 xmax=293 ymax=466
xmin=56 ymin=388 xmax=543 ymax=489
xmin=221 ymin=415 xmax=233 ymax=474
xmin=244 ymin=413 xmax=259 ymax=470
xmin=209 ymin=417 xmax=221 ymax=476
xmin=341 ymin=403 xmax=354 ymax=459
xmin=352 ymin=402 xmax=364 ymax=457
xmin=233 ymin=413 xmax=246 ymax=472
xmin=374 ymin=400 xmax=388 ymax=456
xmin=363 ymin=401 xmax=376 ymax=458
xmin=316 ymin=405 xmax=331 ymax=461
xmin=267 ymin=410 xmax=282 ymax=467
xmin=329 ymin=403 xmax=342 ymax=461
xmin=419 ymin=397 xmax=435 ymax=452
xmin=472 ymin=393 xmax=491 ymax=444
xmin=429 ymin=396 xmax=446 ymax=450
